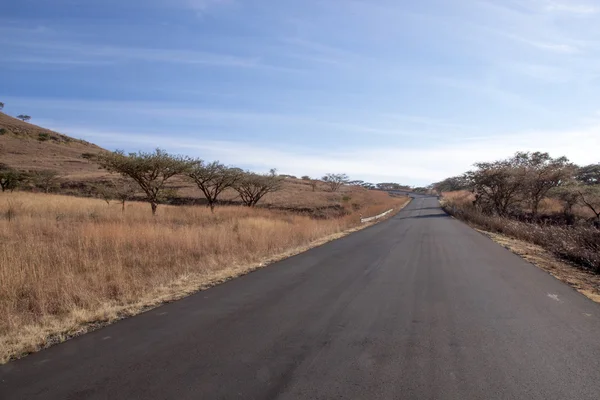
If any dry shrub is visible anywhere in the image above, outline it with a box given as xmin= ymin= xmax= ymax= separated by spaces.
xmin=0 ymin=191 xmax=408 ymax=362
xmin=442 ymin=198 xmax=600 ymax=272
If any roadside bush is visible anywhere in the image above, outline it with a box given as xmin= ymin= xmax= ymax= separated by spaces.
xmin=442 ymin=200 xmax=600 ymax=272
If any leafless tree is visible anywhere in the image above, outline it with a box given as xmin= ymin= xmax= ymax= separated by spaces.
xmin=188 ymin=161 xmax=242 ymax=212
xmin=322 ymin=173 xmax=349 ymax=192
xmin=578 ymin=186 xmax=600 ymax=223
xmin=233 ymin=170 xmax=283 ymax=207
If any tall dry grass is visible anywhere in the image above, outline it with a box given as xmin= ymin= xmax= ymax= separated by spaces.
xmin=0 ymin=191 xmax=408 ymax=363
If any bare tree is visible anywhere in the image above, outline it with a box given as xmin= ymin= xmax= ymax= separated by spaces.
xmin=32 ymin=170 xmax=60 ymax=193
xmin=466 ymin=160 xmax=526 ymax=216
xmin=16 ymin=115 xmax=31 ymax=122
xmin=97 ymin=148 xmax=196 ymax=215
xmin=578 ymin=186 xmax=600 ymax=223
xmin=322 ymin=173 xmax=349 ymax=192
xmin=188 ymin=161 xmax=242 ymax=212
xmin=233 ymin=170 xmax=283 ymax=207
xmin=515 ymin=152 xmax=574 ymax=217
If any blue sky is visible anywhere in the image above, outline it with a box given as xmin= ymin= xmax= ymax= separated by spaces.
xmin=1 ymin=0 xmax=599 ymax=185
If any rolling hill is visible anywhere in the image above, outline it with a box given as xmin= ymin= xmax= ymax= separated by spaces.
xmin=0 ymin=112 xmax=401 ymax=213
xmin=0 ymin=112 xmax=106 ymax=179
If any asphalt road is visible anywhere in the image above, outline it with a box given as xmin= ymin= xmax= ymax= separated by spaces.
xmin=2 ymin=196 xmax=600 ymax=399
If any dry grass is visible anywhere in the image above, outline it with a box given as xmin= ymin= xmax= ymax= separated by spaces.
xmin=0 ymin=191 xmax=409 ymax=363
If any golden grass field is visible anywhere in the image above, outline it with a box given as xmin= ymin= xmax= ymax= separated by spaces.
xmin=0 ymin=190 xmax=409 ymax=363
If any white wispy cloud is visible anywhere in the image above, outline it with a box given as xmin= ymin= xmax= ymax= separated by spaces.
xmin=503 ymin=33 xmax=580 ymax=53
xmin=543 ymin=1 xmax=599 ymax=14
xmin=0 ymin=38 xmax=260 ymax=67
xmin=430 ymin=76 xmax=547 ymax=113
xmin=185 ymin=0 xmax=233 ymax=14
xmin=3 ymin=96 xmax=456 ymax=140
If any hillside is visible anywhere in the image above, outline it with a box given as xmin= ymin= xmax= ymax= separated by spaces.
xmin=0 ymin=112 xmax=106 ymax=179
xmin=0 ymin=113 xmax=402 ymax=213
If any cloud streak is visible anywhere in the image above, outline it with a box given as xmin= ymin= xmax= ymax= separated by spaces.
xmin=543 ymin=1 xmax=599 ymax=14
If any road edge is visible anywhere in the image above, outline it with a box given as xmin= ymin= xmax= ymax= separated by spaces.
xmin=1 ymin=197 xmax=412 ymax=364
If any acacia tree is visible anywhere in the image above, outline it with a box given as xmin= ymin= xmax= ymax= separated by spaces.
xmin=97 ymin=149 xmax=196 ymax=215
xmin=514 ymin=152 xmax=574 ymax=217
xmin=32 ymin=170 xmax=60 ymax=193
xmin=233 ymin=170 xmax=283 ymax=207
xmin=322 ymin=173 xmax=349 ymax=192
xmin=0 ymin=102 xmax=4 ymax=111
xmin=578 ymin=186 xmax=600 ymax=223
xmin=188 ymin=161 xmax=242 ymax=212
xmin=466 ymin=160 xmax=526 ymax=216
xmin=16 ymin=115 xmax=31 ymax=122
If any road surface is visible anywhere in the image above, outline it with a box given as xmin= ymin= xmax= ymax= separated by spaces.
xmin=2 ymin=196 xmax=600 ymax=399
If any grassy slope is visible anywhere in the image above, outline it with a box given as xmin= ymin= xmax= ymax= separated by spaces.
xmin=0 ymin=113 xmax=107 ymax=179
xmin=0 ymin=112 xmax=387 ymax=213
